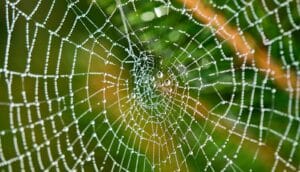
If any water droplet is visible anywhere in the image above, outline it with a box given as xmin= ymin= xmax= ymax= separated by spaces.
xmin=157 ymin=71 xmax=163 ymax=78
xmin=165 ymin=79 xmax=171 ymax=86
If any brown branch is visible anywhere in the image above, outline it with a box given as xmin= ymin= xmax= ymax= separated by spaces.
xmin=179 ymin=0 xmax=298 ymax=91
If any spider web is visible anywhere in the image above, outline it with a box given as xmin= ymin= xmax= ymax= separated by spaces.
xmin=0 ymin=0 xmax=300 ymax=171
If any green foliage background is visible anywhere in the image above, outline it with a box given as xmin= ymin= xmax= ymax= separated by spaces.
xmin=0 ymin=0 xmax=300 ymax=171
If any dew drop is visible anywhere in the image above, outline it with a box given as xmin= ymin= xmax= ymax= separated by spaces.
xmin=157 ymin=71 xmax=163 ymax=79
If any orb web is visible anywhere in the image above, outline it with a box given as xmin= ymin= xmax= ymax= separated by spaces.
xmin=0 ymin=0 xmax=300 ymax=171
